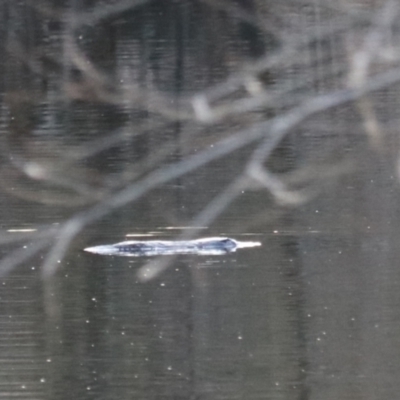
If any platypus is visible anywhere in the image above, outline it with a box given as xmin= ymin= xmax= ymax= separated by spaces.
xmin=84 ymin=237 xmax=261 ymax=257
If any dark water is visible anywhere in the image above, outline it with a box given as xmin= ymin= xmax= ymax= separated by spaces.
xmin=1 ymin=1 xmax=400 ymax=399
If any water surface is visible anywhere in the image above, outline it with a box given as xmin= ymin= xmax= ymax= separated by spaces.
xmin=0 ymin=1 xmax=400 ymax=400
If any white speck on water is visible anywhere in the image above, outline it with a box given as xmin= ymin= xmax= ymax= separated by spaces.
xmin=40 ymin=378 xmax=46 ymax=383
xmin=46 ymin=358 xmax=52 ymax=363
xmin=167 ymin=366 xmax=172 ymax=371
xmin=160 ymin=283 xmax=165 ymax=287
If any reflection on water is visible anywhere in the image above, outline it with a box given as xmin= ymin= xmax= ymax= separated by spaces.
xmin=1 ymin=0 xmax=400 ymax=399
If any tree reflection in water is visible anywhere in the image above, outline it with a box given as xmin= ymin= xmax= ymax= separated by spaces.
xmin=0 ymin=0 xmax=399 ymax=281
